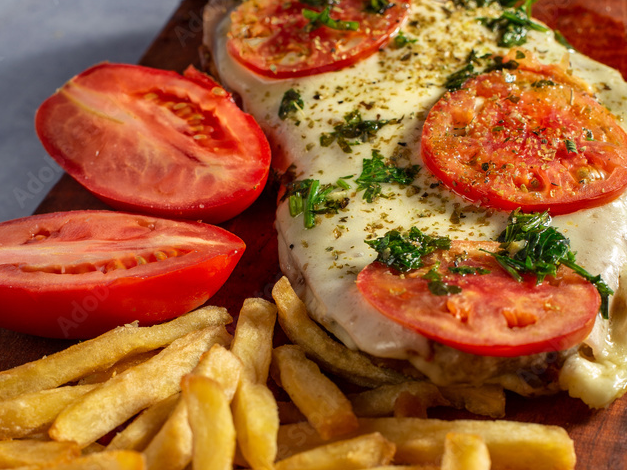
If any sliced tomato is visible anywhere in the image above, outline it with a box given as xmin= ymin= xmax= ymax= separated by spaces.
xmin=0 ymin=211 xmax=245 ymax=339
xmin=421 ymin=53 xmax=627 ymax=215
xmin=227 ymin=0 xmax=410 ymax=78
xmin=356 ymin=240 xmax=599 ymax=357
xmin=35 ymin=64 xmax=271 ymax=223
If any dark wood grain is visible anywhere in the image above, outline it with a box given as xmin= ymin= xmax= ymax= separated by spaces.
xmin=7 ymin=0 xmax=627 ymax=467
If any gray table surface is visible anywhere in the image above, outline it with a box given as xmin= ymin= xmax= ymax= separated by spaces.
xmin=0 ymin=0 xmax=181 ymax=223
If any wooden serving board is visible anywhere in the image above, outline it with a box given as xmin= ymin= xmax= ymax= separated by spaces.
xmin=3 ymin=0 xmax=626 ymax=467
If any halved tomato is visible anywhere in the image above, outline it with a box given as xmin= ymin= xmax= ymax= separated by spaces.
xmin=357 ymin=240 xmax=599 ymax=357
xmin=227 ymin=0 xmax=410 ymax=78
xmin=35 ymin=64 xmax=271 ymax=224
xmin=0 ymin=211 xmax=244 ymax=339
xmin=421 ymin=52 xmax=627 ymax=214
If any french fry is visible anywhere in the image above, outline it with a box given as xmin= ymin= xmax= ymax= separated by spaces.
xmin=183 ymin=375 xmax=236 ymax=470
xmin=0 ymin=384 xmax=97 ymax=439
xmin=49 ymin=325 xmax=231 ymax=447
xmin=142 ymin=398 xmax=192 ymax=470
xmin=142 ymin=343 xmax=243 ymax=470
xmin=356 ymin=418 xmax=576 ymax=470
xmin=78 ymin=350 xmax=160 ymax=385
xmin=274 ymin=432 xmax=396 ymax=470
xmin=0 ymin=305 xmax=231 ymax=400
xmin=232 ymin=379 xmax=279 ymax=470
xmin=106 ymin=393 xmax=180 ymax=452
xmin=0 ymin=440 xmax=80 ymax=467
xmin=273 ymin=344 xmax=359 ymax=440
xmin=231 ymin=298 xmax=277 ymax=383
xmin=438 ymin=385 xmax=506 ymax=418
xmin=272 ymin=276 xmax=406 ymax=387
xmin=441 ymin=433 xmax=491 ymax=470
xmin=348 ymin=381 xmax=448 ymax=418
xmin=32 ymin=450 xmax=145 ymax=470
xmin=192 ymin=344 xmax=243 ymax=402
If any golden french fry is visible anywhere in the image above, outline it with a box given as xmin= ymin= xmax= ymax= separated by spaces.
xmin=142 ymin=343 xmax=243 ymax=470
xmin=183 ymin=375 xmax=236 ymax=470
xmin=0 ymin=439 xmax=80 ymax=467
xmin=34 ymin=450 xmax=145 ymax=470
xmin=49 ymin=326 xmax=231 ymax=447
xmin=271 ymin=276 xmax=406 ymax=387
xmin=106 ymin=393 xmax=180 ymax=452
xmin=349 ymin=382 xmax=448 ymax=418
xmin=0 ymin=306 xmax=231 ymax=400
xmin=78 ymin=350 xmax=160 ymax=385
xmin=441 ymin=433 xmax=491 ymax=470
xmin=231 ymin=298 xmax=277 ymax=384
xmin=438 ymin=385 xmax=506 ymax=418
xmin=274 ymin=432 xmax=395 ymax=470
xmin=142 ymin=398 xmax=191 ymax=470
xmin=273 ymin=345 xmax=358 ymax=440
xmin=192 ymin=344 xmax=243 ymax=402
xmin=0 ymin=384 xmax=97 ymax=439
xmin=356 ymin=418 xmax=576 ymax=470
xmin=232 ymin=378 xmax=279 ymax=470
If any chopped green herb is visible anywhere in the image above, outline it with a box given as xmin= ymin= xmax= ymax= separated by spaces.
xmin=583 ymin=128 xmax=595 ymax=141
xmin=444 ymin=51 xmax=518 ymax=91
xmin=531 ymin=79 xmax=556 ymax=88
xmin=448 ymin=265 xmax=491 ymax=275
xmin=393 ymin=31 xmax=417 ymax=48
xmin=564 ymin=139 xmax=578 ymax=154
xmin=485 ymin=209 xmax=613 ymax=318
xmin=279 ymin=89 xmax=304 ymax=120
xmin=303 ymin=6 xmax=359 ymax=32
xmin=479 ymin=0 xmax=548 ymax=48
xmin=285 ymin=179 xmax=349 ymax=228
xmin=320 ymin=110 xmax=392 ymax=153
xmin=355 ymin=150 xmax=420 ymax=202
xmin=300 ymin=0 xmax=339 ymax=6
xmin=421 ymin=265 xmax=463 ymax=295
xmin=365 ymin=227 xmax=451 ymax=273
xmin=365 ymin=0 xmax=394 ymax=15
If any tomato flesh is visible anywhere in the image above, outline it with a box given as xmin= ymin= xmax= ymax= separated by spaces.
xmin=227 ymin=0 xmax=410 ymax=78
xmin=421 ymin=53 xmax=627 ymax=214
xmin=0 ymin=211 xmax=245 ymax=339
xmin=356 ymin=240 xmax=599 ymax=357
xmin=35 ymin=64 xmax=271 ymax=224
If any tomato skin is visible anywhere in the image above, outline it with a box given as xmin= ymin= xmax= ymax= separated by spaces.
xmin=356 ymin=240 xmax=599 ymax=357
xmin=421 ymin=54 xmax=627 ymax=214
xmin=0 ymin=211 xmax=245 ymax=339
xmin=35 ymin=64 xmax=271 ymax=224
xmin=227 ymin=0 xmax=410 ymax=78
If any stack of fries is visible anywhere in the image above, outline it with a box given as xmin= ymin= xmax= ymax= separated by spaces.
xmin=0 ymin=277 xmax=576 ymax=469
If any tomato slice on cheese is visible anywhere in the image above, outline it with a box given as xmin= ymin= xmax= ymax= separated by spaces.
xmin=356 ymin=240 xmax=599 ymax=357
xmin=421 ymin=54 xmax=627 ymax=215
xmin=227 ymin=0 xmax=410 ymax=78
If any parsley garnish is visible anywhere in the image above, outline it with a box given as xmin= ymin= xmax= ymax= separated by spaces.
xmin=365 ymin=227 xmax=451 ymax=273
xmin=303 ymin=6 xmax=359 ymax=32
xmin=444 ymin=51 xmax=518 ymax=91
xmin=355 ymin=150 xmax=420 ymax=202
xmin=320 ymin=110 xmax=392 ymax=153
xmin=365 ymin=0 xmax=394 ymax=15
xmin=423 ymin=265 xmax=462 ymax=296
xmin=564 ymin=139 xmax=578 ymax=154
xmin=479 ymin=0 xmax=548 ymax=48
xmin=279 ymin=89 xmax=304 ymax=120
xmin=448 ymin=265 xmax=491 ymax=275
xmin=393 ymin=31 xmax=417 ymax=48
xmin=286 ymin=179 xmax=349 ymax=228
xmin=531 ymin=79 xmax=555 ymax=88
xmin=486 ymin=209 xmax=613 ymax=318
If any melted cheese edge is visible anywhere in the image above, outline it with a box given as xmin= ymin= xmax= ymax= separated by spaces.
xmin=213 ymin=0 xmax=627 ymax=407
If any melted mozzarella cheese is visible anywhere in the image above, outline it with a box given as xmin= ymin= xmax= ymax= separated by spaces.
xmin=212 ymin=0 xmax=627 ymax=407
